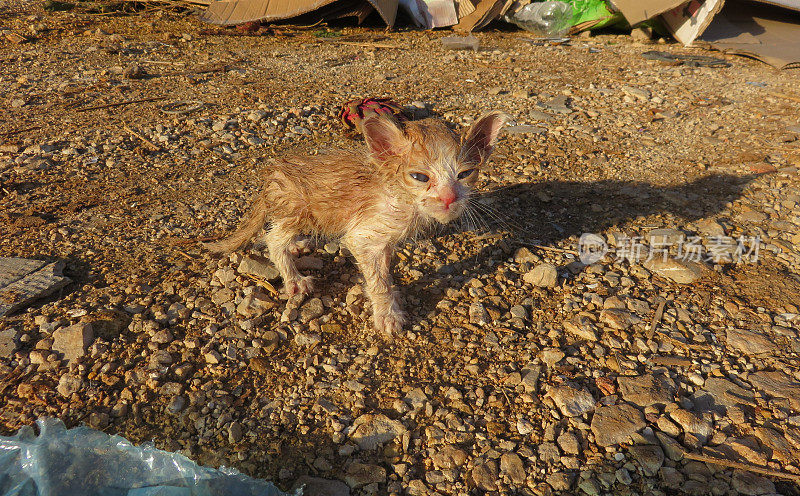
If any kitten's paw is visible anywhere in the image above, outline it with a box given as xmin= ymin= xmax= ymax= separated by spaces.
xmin=285 ymin=276 xmax=314 ymax=296
xmin=374 ymin=310 xmax=405 ymax=336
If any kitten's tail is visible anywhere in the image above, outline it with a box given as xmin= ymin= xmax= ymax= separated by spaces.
xmin=203 ymin=194 xmax=269 ymax=254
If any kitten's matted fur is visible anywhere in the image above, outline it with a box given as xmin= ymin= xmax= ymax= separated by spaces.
xmin=205 ymin=111 xmax=507 ymax=335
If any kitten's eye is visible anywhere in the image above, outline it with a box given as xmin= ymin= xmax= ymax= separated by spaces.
xmin=409 ymin=172 xmax=430 ymax=183
xmin=457 ymin=168 xmax=476 ymax=180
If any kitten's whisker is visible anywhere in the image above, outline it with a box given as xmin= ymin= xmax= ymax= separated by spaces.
xmin=468 ymin=200 xmax=523 ymax=234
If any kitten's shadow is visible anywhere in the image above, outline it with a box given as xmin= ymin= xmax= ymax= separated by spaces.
xmin=402 ymin=172 xmax=760 ymax=327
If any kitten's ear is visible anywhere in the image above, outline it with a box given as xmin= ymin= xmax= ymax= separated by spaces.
xmin=362 ymin=115 xmax=408 ymax=159
xmin=461 ymin=111 xmax=508 ymax=164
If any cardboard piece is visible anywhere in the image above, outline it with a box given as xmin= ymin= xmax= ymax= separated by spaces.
xmin=453 ymin=0 xmax=512 ymax=31
xmin=454 ymin=0 xmax=477 ymax=18
xmin=612 ymin=0 xmax=686 ymax=25
xmin=399 ymin=0 xmax=458 ymax=27
xmin=700 ymin=0 xmax=800 ymax=69
xmin=661 ymin=0 xmax=726 ymax=45
xmin=201 ymin=0 xmax=398 ymax=27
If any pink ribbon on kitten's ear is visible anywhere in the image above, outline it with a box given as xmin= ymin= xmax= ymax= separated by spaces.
xmin=461 ymin=111 xmax=509 ymax=164
xmin=362 ymin=114 xmax=410 ymax=160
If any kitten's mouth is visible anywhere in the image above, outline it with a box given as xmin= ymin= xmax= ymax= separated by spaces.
xmin=429 ymin=203 xmax=464 ymax=224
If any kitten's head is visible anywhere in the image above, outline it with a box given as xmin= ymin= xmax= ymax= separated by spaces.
xmin=363 ymin=111 xmax=507 ymax=224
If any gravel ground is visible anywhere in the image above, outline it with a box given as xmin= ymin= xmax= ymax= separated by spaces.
xmin=2 ymin=4 xmax=800 ymax=496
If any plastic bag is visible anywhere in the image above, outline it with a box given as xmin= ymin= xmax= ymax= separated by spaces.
xmin=505 ymin=0 xmax=623 ymax=34
xmin=0 ymin=418 xmax=293 ymax=496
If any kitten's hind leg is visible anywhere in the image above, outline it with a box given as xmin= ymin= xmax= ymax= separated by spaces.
xmin=266 ymin=222 xmax=313 ymax=295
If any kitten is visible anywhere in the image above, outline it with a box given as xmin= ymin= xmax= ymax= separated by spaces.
xmin=205 ymin=111 xmax=507 ymax=335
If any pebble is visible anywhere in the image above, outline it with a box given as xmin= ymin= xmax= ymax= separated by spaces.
xmin=643 ymin=257 xmax=705 ymax=284
xmin=548 ymin=383 xmax=596 ymax=417
xmin=523 ymin=263 xmax=559 ymax=288
xmin=591 ymin=403 xmax=646 ymax=446
xmin=51 ymin=323 xmax=94 ymax=363
xmin=349 ymin=414 xmax=407 ymax=450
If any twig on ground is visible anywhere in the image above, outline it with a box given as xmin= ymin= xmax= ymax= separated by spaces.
xmin=684 ymin=452 xmax=800 ymax=483
xmin=648 ymin=298 xmax=667 ymax=340
xmin=124 ymin=125 xmax=160 ymax=152
xmin=0 ymin=125 xmax=42 ymax=137
xmin=76 ymin=96 xmax=167 ymax=112
xmin=518 ymin=241 xmax=579 ymax=256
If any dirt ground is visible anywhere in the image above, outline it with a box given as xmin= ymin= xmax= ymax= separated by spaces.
xmin=2 ymin=2 xmax=800 ymax=495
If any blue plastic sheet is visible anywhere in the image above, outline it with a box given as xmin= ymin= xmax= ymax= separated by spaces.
xmin=0 ymin=419 xmax=293 ymax=496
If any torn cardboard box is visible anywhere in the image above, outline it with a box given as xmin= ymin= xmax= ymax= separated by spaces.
xmin=701 ymin=0 xmax=800 ymax=69
xmin=612 ymin=0 xmax=686 ymax=25
xmin=660 ymin=0 xmax=800 ymax=69
xmin=399 ymin=0 xmax=459 ymax=28
xmin=660 ymin=0 xmax=725 ymax=45
xmin=201 ymin=0 xmax=399 ymax=27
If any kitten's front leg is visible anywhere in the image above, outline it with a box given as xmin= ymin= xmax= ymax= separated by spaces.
xmin=347 ymin=240 xmax=404 ymax=336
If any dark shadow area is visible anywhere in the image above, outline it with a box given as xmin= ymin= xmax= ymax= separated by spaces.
xmin=397 ymin=172 xmax=760 ymax=327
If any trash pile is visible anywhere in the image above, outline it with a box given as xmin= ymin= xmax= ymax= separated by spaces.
xmin=0 ymin=418 xmax=291 ymax=496
xmin=197 ymin=0 xmax=800 ymax=69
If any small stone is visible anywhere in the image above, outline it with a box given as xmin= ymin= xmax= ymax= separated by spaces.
xmin=643 ymin=257 xmax=705 ymax=284
xmin=296 ymin=256 xmax=323 ymax=270
xmin=291 ymin=476 xmax=350 ymax=496
xmin=517 ymin=417 xmax=535 ymax=435
xmin=524 ymin=263 xmax=559 ymax=288
xmin=563 ymin=319 xmax=597 ymax=341
xmin=628 ymin=445 xmax=664 ymax=476
xmin=725 ymin=328 xmax=779 ymax=356
xmin=57 ymin=374 xmax=83 ymax=397
xmin=237 ymin=256 xmax=280 ymax=280
xmin=470 ymin=459 xmax=498 ymax=491
xmin=123 ymin=63 xmax=147 ymax=79
xmin=547 ymin=383 xmax=596 ymax=417
xmin=748 ymin=370 xmax=800 ymax=410
xmin=469 ymin=301 xmax=490 ymax=325
xmin=669 ymin=409 xmax=713 ymax=444
xmin=500 ymin=452 xmax=526 ymax=485
xmin=52 ymin=323 xmax=94 ymax=362
xmin=557 ymin=431 xmax=581 ymax=455
xmin=344 ymin=463 xmax=386 ymax=489
xmin=299 ymin=298 xmax=324 ymax=323
xmin=204 ymin=351 xmax=221 ymax=364
xmin=546 ymin=471 xmax=575 ymax=491
xmin=591 ymin=403 xmax=646 ymax=447
xmin=151 ymin=329 xmax=173 ymax=344
xmin=521 ymin=364 xmax=540 ymax=393
xmin=167 ymin=395 xmax=185 ymax=413
xmin=655 ymin=432 xmax=684 ymax=461
xmin=616 ymin=467 xmax=633 ymax=485
xmin=211 ymin=288 xmax=235 ymax=305
xmin=431 ymin=445 xmax=468 ymax=469
xmin=294 ymin=332 xmax=321 ymax=347
xmin=236 ymin=291 xmax=276 ymax=318
xmin=622 ymin=85 xmax=651 ymax=101
xmin=599 ymin=308 xmax=637 ymax=330
xmin=578 ymin=478 xmax=601 ymax=496
xmin=618 ymin=373 xmax=675 ymax=407
xmin=349 ymin=414 xmax=407 ymax=450
xmin=731 ymin=470 xmax=775 ymax=495
xmin=227 ymin=421 xmax=243 ymax=442
xmin=0 ymin=330 xmax=18 ymax=357
xmin=541 ymin=348 xmax=565 ymax=368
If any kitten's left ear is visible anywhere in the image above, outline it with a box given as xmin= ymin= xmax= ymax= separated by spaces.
xmin=362 ymin=114 xmax=408 ymax=159
xmin=461 ymin=111 xmax=509 ymax=164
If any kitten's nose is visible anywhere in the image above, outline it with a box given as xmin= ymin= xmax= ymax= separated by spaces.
xmin=440 ymin=188 xmax=456 ymax=210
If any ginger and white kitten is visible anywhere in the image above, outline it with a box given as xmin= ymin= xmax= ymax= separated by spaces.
xmin=205 ymin=111 xmax=507 ymax=335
